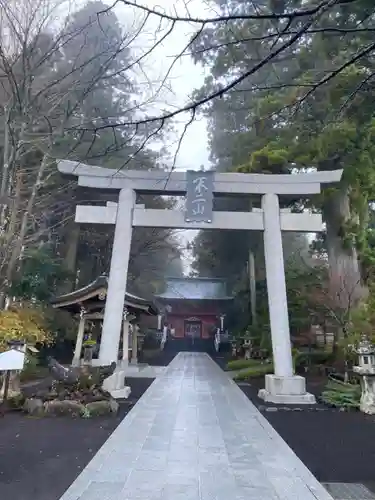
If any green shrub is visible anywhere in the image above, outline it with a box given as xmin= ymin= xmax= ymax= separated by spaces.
xmin=20 ymin=353 xmax=39 ymax=381
xmin=233 ymin=362 xmax=274 ymax=381
xmin=320 ymin=376 xmax=361 ymax=409
xmin=226 ymin=358 xmax=261 ymax=371
xmin=295 ymin=350 xmax=332 ymax=368
xmin=20 ymin=354 xmax=49 ymax=382
xmin=228 ymin=348 xmax=331 ymax=377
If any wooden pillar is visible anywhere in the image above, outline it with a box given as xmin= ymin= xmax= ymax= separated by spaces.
xmin=72 ymin=307 xmax=85 ymax=366
xmin=248 ymin=250 xmax=257 ymax=326
xmin=122 ymin=313 xmax=130 ymax=363
xmin=131 ymin=324 xmax=138 ymax=365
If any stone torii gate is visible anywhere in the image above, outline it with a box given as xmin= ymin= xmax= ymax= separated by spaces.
xmin=58 ymin=159 xmax=342 ymax=404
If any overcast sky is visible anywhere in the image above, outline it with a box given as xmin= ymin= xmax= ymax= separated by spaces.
xmin=114 ymin=0 xmax=212 ymax=172
xmin=112 ymin=0 xmax=216 ymax=272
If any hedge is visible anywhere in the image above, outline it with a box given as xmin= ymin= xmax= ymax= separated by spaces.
xmin=226 ymin=358 xmax=262 ymax=371
xmin=227 ymin=349 xmax=331 ymax=373
xmin=233 ymin=362 xmax=274 ymax=381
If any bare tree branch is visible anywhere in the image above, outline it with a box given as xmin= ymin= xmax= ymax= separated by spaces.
xmin=108 ymin=0 xmax=352 ymax=23
xmin=73 ymin=0 xmax=339 ymax=133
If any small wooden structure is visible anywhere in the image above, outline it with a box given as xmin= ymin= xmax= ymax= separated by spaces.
xmin=51 ymin=275 xmax=158 ymax=366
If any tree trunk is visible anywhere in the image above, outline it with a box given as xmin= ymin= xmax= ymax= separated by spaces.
xmin=0 ymin=103 xmax=11 ymax=228
xmin=62 ymin=223 xmax=80 ymax=292
xmin=323 ymin=186 xmax=365 ymax=311
xmin=5 ymin=155 xmax=49 ymax=289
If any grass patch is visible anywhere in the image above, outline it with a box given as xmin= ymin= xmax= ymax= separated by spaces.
xmin=233 ymin=362 xmax=274 ymax=381
xmin=226 ymin=358 xmax=263 ymax=371
xmin=228 ymin=349 xmax=330 ymax=373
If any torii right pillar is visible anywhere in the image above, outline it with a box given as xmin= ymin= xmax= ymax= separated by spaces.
xmin=258 ymin=185 xmax=344 ymax=404
xmin=258 ymin=193 xmax=315 ymax=403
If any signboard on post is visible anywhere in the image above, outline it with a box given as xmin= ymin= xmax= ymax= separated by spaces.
xmin=185 ymin=170 xmax=214 ymax=223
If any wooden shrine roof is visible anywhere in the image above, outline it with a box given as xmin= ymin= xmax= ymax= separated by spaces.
xmin=155 ymin=277 xmax=233 ymax=301
xmin=50 ymin=275 xmax=159 ymax=316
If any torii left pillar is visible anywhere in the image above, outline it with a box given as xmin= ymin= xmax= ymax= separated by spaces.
xmin=99 ymin=189 xmax=135 ymax=365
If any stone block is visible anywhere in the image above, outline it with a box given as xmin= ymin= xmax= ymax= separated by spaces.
xmin=258 ymin=374 xmax=316 ymax=404
xmin=85 ymin=399 xmax=119 ymax=416
xmin=102 ymin=368 xmax=131 ymax=399
xmin=44 ymin=400 xmax=85 ymax=417
xmin=78 ymin=481 xmax=125 ymax=500
xmin=23 ymin=397 xmax=44 ymax=416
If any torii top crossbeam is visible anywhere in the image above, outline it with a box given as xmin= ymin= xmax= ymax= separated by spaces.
xmin=58 ymin=160 xmax=342 ymax=196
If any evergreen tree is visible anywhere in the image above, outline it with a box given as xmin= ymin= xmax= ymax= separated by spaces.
xmin=190 ymin=0 xmax=375 ymax=311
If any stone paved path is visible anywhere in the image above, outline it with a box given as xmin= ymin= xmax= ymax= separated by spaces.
xmin=60 ymin=352 xmax=334 ymax=500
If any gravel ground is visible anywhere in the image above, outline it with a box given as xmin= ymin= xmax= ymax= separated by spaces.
xmin=238 ymin=376 xmax=375 ymax=489
xmin=0 ymin=377 xmax=154 ymax=500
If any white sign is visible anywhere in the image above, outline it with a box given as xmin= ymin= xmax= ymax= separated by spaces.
xmin=0 ymin=349 xmax=25 ymax=371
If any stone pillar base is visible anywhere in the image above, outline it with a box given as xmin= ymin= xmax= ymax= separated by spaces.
xmin=102 ymin=368 xmax=131 ymax=400
xmin=109 ymin=386 xmax=131 ymax=399
xmin=258 ymin=374 xmax=316 ymax=404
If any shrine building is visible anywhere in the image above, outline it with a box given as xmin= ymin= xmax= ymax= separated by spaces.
xmin=155 ymin=277 xmax=233 ymax=350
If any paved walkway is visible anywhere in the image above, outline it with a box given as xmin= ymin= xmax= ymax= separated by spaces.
xmin=60 ymin=353 xmax=333 ymax=500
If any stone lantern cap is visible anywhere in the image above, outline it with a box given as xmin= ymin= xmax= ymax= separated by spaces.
xmin=7 ymin=339 xmax=25 ymax=348
xmin=355 ymin=335 xmax=375 ymax=355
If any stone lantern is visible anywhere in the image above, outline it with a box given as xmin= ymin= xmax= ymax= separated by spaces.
xmin=353 ymin=335 xmax=375 ymax=414
xmin=214 ymin=328 xmax=221 ymax=353
xmin=355 ymin=335 xmax=375 ymax=370
xmin=82 ymin=336 xmax=96 ymax=366
xmin=243 ymin=338 xmax=252 ymax=360
xmin=219 ymin=314 xmax=225 ymax=331
xmin=157 ymin=314 xmax=163 ymax=331
xmin=231 ymin=339 xmax=237 ymax=358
